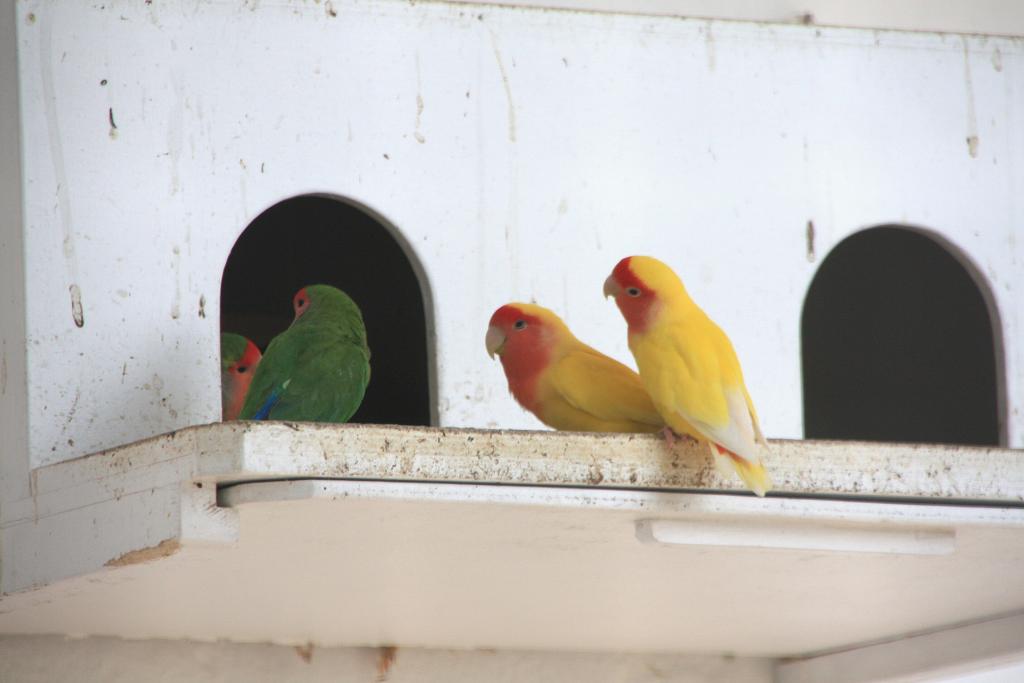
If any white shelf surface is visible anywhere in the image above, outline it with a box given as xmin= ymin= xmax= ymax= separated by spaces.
xmin=1 ymin=423 xmax=1023 ymax=662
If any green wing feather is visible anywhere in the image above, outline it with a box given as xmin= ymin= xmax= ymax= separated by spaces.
xmin=239 ymin=286 xmax=371 ymax=423
xmin=261 ymin=338 xmax=370 ymax=422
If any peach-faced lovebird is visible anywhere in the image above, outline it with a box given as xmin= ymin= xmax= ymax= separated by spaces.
xmin=486 ymin=302 xmax=664 ymax=433
xmin=239 ymin=285 xmax=370 ymax=422
xmin=604 ymin=256 xmax=772 ymax=496
xmin=221 ymin=333 xmax=262 ymax=421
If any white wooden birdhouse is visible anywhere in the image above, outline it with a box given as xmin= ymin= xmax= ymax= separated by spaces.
xmin=1 ymin=1 xmax=1023 ymax=681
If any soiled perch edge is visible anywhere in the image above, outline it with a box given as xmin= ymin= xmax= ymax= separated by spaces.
xmin=75 ymin=421 xmax=1024 ymax=504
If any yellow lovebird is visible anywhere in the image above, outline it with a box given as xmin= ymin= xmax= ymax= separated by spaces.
xmin=486 ymin=302 xmax=664 ymax=433
xmin=603 ymin=256 xmax=772 ymax=496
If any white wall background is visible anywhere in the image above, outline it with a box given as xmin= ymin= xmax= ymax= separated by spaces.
xmin=12 ymin=0 xmax=1024 ymax=471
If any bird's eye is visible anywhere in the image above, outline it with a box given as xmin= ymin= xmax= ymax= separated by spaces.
xmin=513 ymin=319 xmax=527 ymax=330
xmin=626 ymin=287 xmax=641 ymax=297
xmin=237 ymin=365 xmax=248 ymax=374
xmin=297 ymin=299 xmax=306 ymax=308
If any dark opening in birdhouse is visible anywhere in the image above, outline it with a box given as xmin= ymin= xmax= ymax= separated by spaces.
xmin=220 ymin=195 xmax=435 ymax=426
xmin=801 ymin=226 xmax=1004 ymax=446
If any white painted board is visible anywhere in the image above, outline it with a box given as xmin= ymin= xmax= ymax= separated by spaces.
xmin=1 ymin=423 xmax=1024 ymax=657
xmin=4 ymin=422 xmax=1023 ymax=593
xmin=12 ymin=0 xmax=1024 ymax=474
xmin=2 ymin=478 xmax=1024 ymax=656
xmin=0 ymin=634 xmax=774 ymax=683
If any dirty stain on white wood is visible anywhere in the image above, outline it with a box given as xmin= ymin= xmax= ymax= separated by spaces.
xmin=0 ymin=635 xmax=774 ymax=683
xmin=8 ymin=423 xmax=1024 ymax=512
xmin=10 ymin=1 xmax=1024 ymax=476
xmin=103 ymin=538 xmax=180 ymax=567
xmin=68 ymin=283 xmax=84 ymax=327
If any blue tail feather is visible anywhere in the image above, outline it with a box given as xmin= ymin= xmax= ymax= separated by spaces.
xmin=252 ymin=379 xmax=290 ymax=421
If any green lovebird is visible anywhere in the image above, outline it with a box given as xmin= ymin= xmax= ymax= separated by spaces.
xmin=220 ymin=333 xmax=262 ymax=421
xmin=239 ymin=285 xmax=371 ymax=422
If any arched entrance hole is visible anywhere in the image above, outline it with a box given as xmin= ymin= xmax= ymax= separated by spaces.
xmin=221 ymin=195 xmax=434 ymax=426
xmin=801 ymin=226 xmax=1003 ymax=446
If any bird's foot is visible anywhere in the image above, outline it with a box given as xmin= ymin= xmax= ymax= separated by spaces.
xmin=376 ymin=646 xmax=397 ymax=681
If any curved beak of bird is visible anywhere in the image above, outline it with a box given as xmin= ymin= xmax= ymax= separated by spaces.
xmin=485 ymin=325 xmax=506 ymax=359
xmin=603 ymin=275 xmax=620 ymax=299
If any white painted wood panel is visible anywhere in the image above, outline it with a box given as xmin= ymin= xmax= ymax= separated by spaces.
xmin=2 ymin=477 xmax=1023 ymax=655
xmin=0 ymin=423 xmax=1022 ymax=658
xmin=4 ymin=1 xmax=1024 ymax=672
xmin=1 ymin=1 xmax=30 ymax=506
xmin=777 ymin=613 xmax=1024 ymax=683
xmin=451 ymin=0 xmax=1024 ymax=37
xmin=0 ymin=635 xmax=774 ymax=683
xmin=11 ymin=0 xmax=1024 ymax=473
xmin=4 ymin=422 xmax=1023 ymax=593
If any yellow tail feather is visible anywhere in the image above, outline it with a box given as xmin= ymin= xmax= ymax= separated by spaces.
xmin=710 ymin=443 xmax=772 ymax=497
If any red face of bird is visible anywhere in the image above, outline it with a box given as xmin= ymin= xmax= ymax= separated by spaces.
xmin=225 ymin=340 xmax=262 ymax=383
xmin=486 ymin=303 xmax=569 ymax=374
xmin=603 ymin=256 xmax=660 ymax=332
xmin=486 ymin=304 xmax=539 ymax=359
xmin=293 ymin=287 xmax=311 ymax=321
